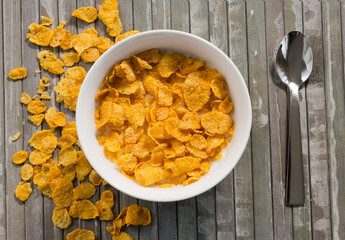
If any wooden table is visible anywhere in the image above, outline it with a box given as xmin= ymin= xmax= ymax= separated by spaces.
xmin=1 ymin=0 xmax=344 ymax=239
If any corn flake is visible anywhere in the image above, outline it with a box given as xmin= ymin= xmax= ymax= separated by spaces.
xmin=80 ymin=47 xmax=101 ymax=63
xmin=8 ymin=68 xmax=27 ymax=80
xmin=69 ymin=199 xmax=99 ymax=219
xmin=15 ymin=181 xmax=32 ymax=201
xmin=75 ymin=151 xmax=92 ymax=181
xmin=29 ymin=150 xmax=52 ymax=165
xmin=112 ymin=231 xmax=133 ymax=240
xmin=58 ymin=145 xmax=77 ymax=166
xmin=12 ymin=150 xmax=29 ymax=165
xmin=20 ymin=93 xmax=32 ymax=105
xmin=20 ymin=164 xmax=33 ymax=181
xmin=58 ymin=134 xmax=77 ymax=148
xmin=89 ymin=170 xmax=103 ymax=186
xmin=27 ymin=23 xmax=53 ymax=46
xmin=201 ymin=111 xmax=233 ymax=135
xmin=157 ymin=52 xmax=179 ymax=78
xmin=41 ymin=16 xmax=52 ymax=26
xmin=96 ymin=200 xmax=115 ymax=221
xmin=73 ymin=183 xmax=96 ymax=200
xmin=52 ymin=207 xmax=72 ymax=229
xmin=210 ymin=75 xmax=228 ymax=100
xmin=45 ymin=107 xmax=67 ymax=131
xmin=72 ymin=7 xmax=98 ymax=23
xmin=60 ymin=30 xmax=76 ymax=50
xmin=115 ymin=30 xmax=140 ymax=43
xmin=62 ymin=51 xmax=80 ymax=67
xmin=28 ymin=114 xmax=45 ymax=126
xmin=66 ymin=229 xmax=95 ymax=240
xmin=29 ymin=130 xmax=58 ymax=153
xmin=100 ymin=190 xmax=115 ymax=208
xmin=12 ymin=131 xmax=21 ymax=142
xmin=37 ymin=50 xmax=65 ymax=75
xmin=50 ymin=21 xmax=67 ymax=47
xmin=52 ymin=179 xmax=74 ymax=208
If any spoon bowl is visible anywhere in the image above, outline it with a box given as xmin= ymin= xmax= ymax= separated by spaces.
xmin=275 ymin=31 xmax=313 ymax=206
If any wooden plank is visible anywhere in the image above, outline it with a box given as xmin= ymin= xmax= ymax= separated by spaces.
xmin=21 ymin=0 xmax=45 ymax=239
xmin=321 ymin=1 xmax=345 ymax=240
xmin=152 ymin=0 xmax=171 ymax=30
xmin=3 ymin=0 xmax=26 ymax=239
xmin=38 ymin=0 xmax=64 ymax=239
xmin=282 ymin=1 xmax=313 ymax=239
xmin=189 ymin=1 xmax=217 ymax=240
xmin=170 ymin=1 xmax=196 ymax=240
xmin=265 ymin=1 xmax=293 ymax=239
xmin=0 ymin=0 xmax=5 ymax=236
xmin=57 ymin=1 xmax=81 ymax=239
xmin=246 ymin=1 xmax=274 ymax=239
xmin=227 ymin=1 xmax=254 ymax=239
xmin=302 ymin=1 xmax=331 ymax=239
xmin=208 ymin=0 xmax=236 ymax=239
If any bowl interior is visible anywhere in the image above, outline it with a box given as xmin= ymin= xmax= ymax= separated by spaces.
xmin=76 ymin=30 xmax=252 ymax=202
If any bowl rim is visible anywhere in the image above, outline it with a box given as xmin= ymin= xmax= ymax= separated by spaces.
xmin=76 ymin=29 xmax=252 ymax=202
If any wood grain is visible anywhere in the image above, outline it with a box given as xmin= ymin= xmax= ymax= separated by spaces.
xmin=322 ymin=1 xmax=345 ymax=240
xmin=3 ymin=0 xmax=25 ymax=239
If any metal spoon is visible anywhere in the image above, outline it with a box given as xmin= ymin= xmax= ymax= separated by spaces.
xmin=275 ymin=31 xmax=313 ymax=206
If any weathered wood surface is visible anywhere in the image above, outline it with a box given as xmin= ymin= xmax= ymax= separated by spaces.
xmin=1 ymin=0 xmax=345 ymax=239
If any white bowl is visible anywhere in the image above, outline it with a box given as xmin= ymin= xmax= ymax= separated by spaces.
xmin=76 ymin=30 xmax=252 ymax=202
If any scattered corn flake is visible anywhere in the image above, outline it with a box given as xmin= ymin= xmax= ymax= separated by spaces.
xmin=8 ymin=68 xmax=27 ymax=80
xmin=20 ymin=93 xmax=32 ymax=105
xmin=52 ymin=207 xmax=72 ymax=229
xmin=35 ymin=68 xmax=41 ymax=73
xmin=21 ymin=164 xmax=34 ymax=181
xmin=76 ymin=151 xmax=92 ymax=181
xmin=52 ymin=179 xmax=74 ymax=208
xmin=201 ymin=111 xmax=233 ymax=135
xmin=62 ymin=163 xmax=76 ymax=182
xmin=62 ymin=51 xmax=80 ymax=67
xmin=124 ymin=204 xmax=151 ymax=226
xmin=12 ymin=131 xmax=21 ymax=142
xmin=50 ymin=21 xmax=67 ymax=47
xmin=27 ymin=99 xmax=46 ymax=114
xmin=15 ymin=181 xmax=32 ymax=201
xmin=40 ymin=92 xmax=51 ymax=100
xmin=58 ymin=134 xmax=77 ymax=148
xmin=71 ymin=30 xmax=99 ymax=55
xmin=37 ymin=77 xmax=50 ymax=94
xmin=62 ymin=121 xmax=78 ymax=139
xmin=98 ymin=0 xmax=122 ymax=37
xmin=60 ymin=30 xmax=76 ymax=50
xmin=29 ymin=149 xmax=52 ymax=165
xmin=26 ymin=23 xmax=53 ymax=46
xmin=96 ymin=200 xmax=115 ymax=221
xmin=100 ymin=190 xmax=115 ymax=208
xmin=73 ymin=183 xmax=96 ymax=200
xmin=41 ymin=16 xmax=53 ymax=26
xmin=29 ymin=130 xmax=58 ymax=153
xmin=97 ymin=37 xmax=114 ymax=53
xmin=66 ymin=229 xmax=95 ymax=240
xmin=115 ymin=30 xmax=140 ymax=43
xmin=112 ymin=231 xmax=133 ymax=240
xmin=69 ymin=199 xmax=99 ymax=219
xmin=45 ymin=107 xmax=67 ymax=131
xmin=80 ymin=47 xmax=101 ymax=63
xmin=28 ymin=114 xmax=45 ymax=126
xmin=37 ymin=50 xmax=65 ymax=75
xmin=89 ymin=170 xmax=103 ymax=186
xmin=58 ymin=145 xmax=77 ymax=166
xmin=72 ymin=7 xmax=98 ymax=23
xmin=12 ymin=150 xmax=29 ymax=165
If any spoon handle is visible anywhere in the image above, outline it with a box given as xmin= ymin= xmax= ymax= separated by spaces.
xmin=286 ymin=89 xmax=305 ymax=206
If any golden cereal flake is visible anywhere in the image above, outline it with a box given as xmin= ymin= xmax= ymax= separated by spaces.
xmin=11 ymin=131 xmax=21 ymax=142
xmin=15 ymin=181 xmax=32 ymax=201
xmin=72 ymin=7 xmax=98 ymax=23
xmin=8 ymin=68 xmax=27 ymax=80
xmin=12 ymin=150 xmax=29 ymax=165
xmin=52 ymin=207 xmax=72 ymax=229
xmin=66 ymin=229 xmax=95 ymax=240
